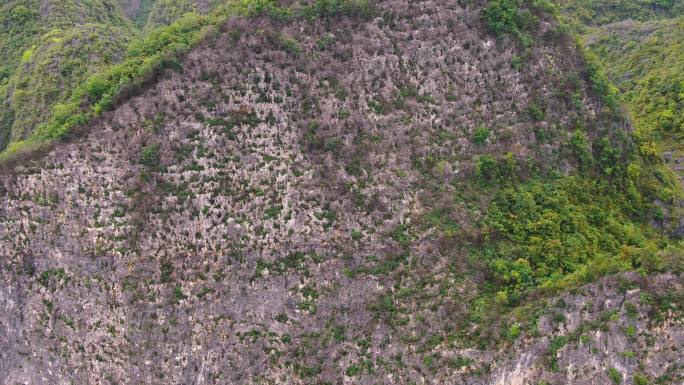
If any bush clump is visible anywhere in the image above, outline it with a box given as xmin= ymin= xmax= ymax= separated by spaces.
xmin=481 ymin=176 xmax=662 ymax=305
xmin=483 ymin=0 xmax=539 ymax=37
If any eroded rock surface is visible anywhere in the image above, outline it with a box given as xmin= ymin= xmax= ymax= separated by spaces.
xmin=0 ymin=1 xmax=681 ymax=384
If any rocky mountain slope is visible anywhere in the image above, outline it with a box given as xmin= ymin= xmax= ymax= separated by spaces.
xmin=0 ymin=0 xmax=223 ymax=152
xmin=1 ymin=0 xmax=683 ymax=384
xmin=581 ymin=15 xmax=684 ymax=184
xmin=557 ymin=0 xmax=684 ymax=27
xmin=0 ymin=0 xmax=136 ymax=149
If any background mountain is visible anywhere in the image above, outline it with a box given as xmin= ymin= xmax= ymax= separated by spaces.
xmin=0 ymin=0 xmax=224 ymax=151
xmin=0 ymin=0 xmax=133 ymax=149
xmin=557 ymin=0 xmax=684 ymax=27
xmin=571 ymin=7 xmax=684 ymax=185
xmin=0 ymin=1 xmax=683 ymax=384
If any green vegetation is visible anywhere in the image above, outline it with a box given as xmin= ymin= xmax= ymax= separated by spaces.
xmin=31 ymin=11 xmax=223 ymax=144
xmin=172 ymin=286 xmax=186 ymax=302
xmin=8 ymin=26 xmax=131 ymax=142
xmin=0 ymin=5 xmax=229 ymax=157
xmin=145 ymin=0 xmax=208 ymax=29
xmin=0 ymin=0 xmax=377 ymax=159
xmin=140 ymin=144 xmax=161 ymax=167
xmin=38 ymin=268 xmax=67 ymax=287
xmin=570 ymin=131 xmax=592 ymax=168
xmin=558 ymin=0 xmax=684 ymax=28
xmin=297 ymin=0 xmax=375 ymax=19
xmin=160 ymin=260 xmax=174 ymax=283
xmin=483 ymin=0 xmax=539 ymax=37
xmin=467 ymin=64 xmax=681 ymax=308
xmin=526 ymin=103 xmax=546 ymax=121
xmin=127 ymin=0 xmax=158 ymax=28
xmin=481 ymin=173 xmax=675 ymax=305
xmin=473 ymin=126 xmax=491 ymax=146
xmin=546 ymin=0 xmax=684 ymax=314
xmin=633 ymin=373 xmax=650 ymax=385
xmin=581 ymin=45 xmax=621 ymax=113
xmin=0 ymin=0 xmax=131 ymax=84
xmin=449 ymin=355 xmax=475 ymax=369
xmin=469 ymin=0 xmax=683 ymax=312
xmin=608 ymin=367 xmax=622 ymax=384
xmin=561 ymin=0 xmax=684 ymax=194
xmin=0 ymin=0 xmax=134 ymax=150
xmin=547 ymin=335 xmax=567 ymax=371
xmin=483 ymin=0 xmax=556 ymax=47
xmin=252 ymin=252 xmax=323 ymax=281
xmin=587 ymin=17 xmax=684 ymax=142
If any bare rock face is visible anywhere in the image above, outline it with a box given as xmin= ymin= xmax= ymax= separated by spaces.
xmin=0 ymin=1 xmax=681 ymax=384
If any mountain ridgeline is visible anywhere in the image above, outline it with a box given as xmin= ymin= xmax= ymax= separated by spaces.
xmin=0 ymin=1 xmax=683 ymax=385
xmin=0 ymin=0 xmax=218 ymax=151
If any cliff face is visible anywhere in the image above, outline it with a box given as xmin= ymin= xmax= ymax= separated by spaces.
xmin=0 ymin=1 xmax=681 ymax=384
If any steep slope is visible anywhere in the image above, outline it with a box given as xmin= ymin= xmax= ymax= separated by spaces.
xmin=118 ymin=0 xmax=220 ymax=30
xmin=556 ymin=0 xmax=684 ymax=233
xmin=0 ymin=0 xmax=131 ymax=80
xmin=0 ymin=0 xmax=134 ymax=150
xmin=145 ymin=0 xmax=221 ymax=29
xmin=119 ymin=0 xmax=158 ymax=27
xmin=0 ymin=1 xmax=682 ymax=384
xmin=584 ymin=17 xmax=684 ymax=178
xmin=557 ymin=0 xmax=684 ymax=28
xmin=3 ymin=25 xmax=131 ymax=145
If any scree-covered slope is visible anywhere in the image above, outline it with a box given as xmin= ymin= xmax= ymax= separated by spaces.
xmin=1 ymin=1 xmax=683 ymax=384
